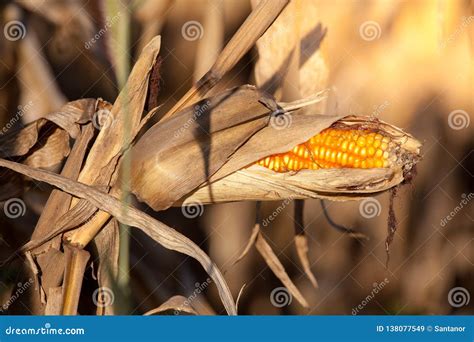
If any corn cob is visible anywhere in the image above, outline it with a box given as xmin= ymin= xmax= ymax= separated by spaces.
xmin=256 ymin=128 xmax=396 ymax=172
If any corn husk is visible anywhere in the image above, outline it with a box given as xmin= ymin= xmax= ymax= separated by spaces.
xmin=179 ymin=116 xmax=421 ymax=205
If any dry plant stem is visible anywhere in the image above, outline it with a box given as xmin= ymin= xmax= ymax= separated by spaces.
xmin=0 ymin=158 xmax=237 ymax=315
xmin=61 ymin=245 xmax=90 ymax=315
xmin=66 ymin=36 xmax=161 ymax=248
xmin=161 ymin=0 xmax=289 ymax=120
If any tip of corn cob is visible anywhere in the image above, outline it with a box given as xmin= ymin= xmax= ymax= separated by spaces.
xmin=256 ymin=126 xmax=409 ymax=173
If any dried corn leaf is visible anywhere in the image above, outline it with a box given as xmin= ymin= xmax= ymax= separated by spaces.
xmin=163 ymin=0 xmax=289 ymax=118
xmin=0 ymin=158 xmax=237 ymax=315
xmin=294 ymin=234 xmax=318 ymax=288
xmin=77 ymin=36 xmax=161 ymax=187
xmin=255 ymin=228 xmax=309 ymax=308
xmin=143 ymin=295 xmax=198 ymax=316
xmin=0 ymin=99 xmax=96 ymax=158
xmin=128 ymin=85 xmax=276 ymax=210
xmin=253 ymin=0 xmax=328 ymax=112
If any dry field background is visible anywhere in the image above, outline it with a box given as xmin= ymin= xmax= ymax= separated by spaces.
xmin=0 ymin=0 xmax=472 ymax=315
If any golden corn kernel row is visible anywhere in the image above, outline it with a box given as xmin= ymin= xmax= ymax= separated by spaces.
xmin=256 ymin=128 xmax=394 ymax=172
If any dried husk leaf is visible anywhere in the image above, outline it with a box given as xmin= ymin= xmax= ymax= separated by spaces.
xmin=0 ymin=158 xmax=237 ymax=316
xmin=127 ymin=85 xmax=277 ymax=210
xmin=179 ymin=116 xmax=421 ymax=205
xmin=0 ymin=99 xmax=96 ymax=159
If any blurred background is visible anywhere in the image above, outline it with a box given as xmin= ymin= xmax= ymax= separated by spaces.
xmin=0 ymin=0 xmax=472 ymax=315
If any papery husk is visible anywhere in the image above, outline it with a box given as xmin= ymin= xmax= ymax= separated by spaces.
xmin=178 ymin=116 xmax=422 ymax=205
xmin=127 ymin=85 xmax=278 ymax=211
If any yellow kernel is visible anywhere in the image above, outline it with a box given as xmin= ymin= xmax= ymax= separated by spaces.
xmin=360 ymin=147 xmax=367 ymax=157
xmin=336 ymin=151 xmax=342 ymax=163
xmin=341 ymin=153 xmax=348 ymax=166
xmin=348 ymin=155 xmax=354 ymax=166
xmin=368 ymin=146 xmax=375 ymax=156
xmin=319 ymin=147 xmax=326 ymax=159
xmin=348 ymin=141 xmax=356 ymax=152
xmin=341 ymin=140 xmax=348 ymax=152
xmin=325 ymin=149 xmax=331 ymax=161
xmin=361 ymin=160 xmax=367 ymax=168
xmin=381 ymin=142 xmax=388 ymax=150
xmin=357 ymin=137 xmax=366 ymax=147
xmin=375 ymin=159 xmax=383 ymax=168
xmin=375 ymin=149 xmax=383 ymax=157
xmin=331 ymin=151 xmax=337 ymax=163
